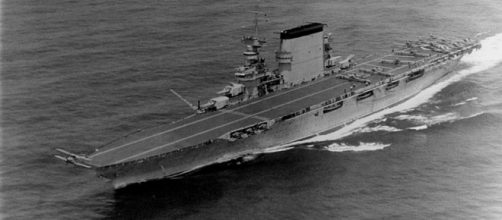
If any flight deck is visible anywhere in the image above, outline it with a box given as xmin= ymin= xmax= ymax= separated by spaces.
xmin=87 ymin=51 xmax=433 ymax=167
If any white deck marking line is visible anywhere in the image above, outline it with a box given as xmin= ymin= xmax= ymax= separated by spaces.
xmin=362 ymin=63 xmax=394 ymax=71
xmin=221 ymin=110 xmax=270 ymax=121
xmin=112 ymin=81 xmax=351 ymax=164
xmin=90 ymin=53 xmax=395 ymax=158
xmin=90 ymin=75 xmax=331 ymax=158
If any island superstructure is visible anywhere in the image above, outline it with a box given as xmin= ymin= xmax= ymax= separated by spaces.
xmin=55 ymin=21 xmax=481 ymax=188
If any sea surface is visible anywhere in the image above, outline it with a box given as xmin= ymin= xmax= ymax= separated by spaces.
xmin=2 ymin=0 xmax=502 ymax=219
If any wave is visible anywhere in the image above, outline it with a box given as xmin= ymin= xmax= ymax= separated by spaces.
xmin=452 ymin=101 xmax=467 ymax=106
xmin=353 ymin=125 xmax=402 ymax=133
xmin=262 ymin=145 xmax=295 ymax=154
xmin=395 ymin=112 xmax=460 ymax=125
xmin=464 ymin=111 xmax=485 ymax=119
xmin=465 ymin=97 xmax=478 ymax=102
xmin=408 ymin=125 xmax=428 ymax=130
xmin=323 ymin=142 xmax=390 ymax=152
xmin=398 ymin=111 xmax=485 ymax=130
xmin=452 ymin=97 xmax=477 ymax=106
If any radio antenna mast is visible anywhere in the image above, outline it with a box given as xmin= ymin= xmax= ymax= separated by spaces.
xmin=249 ymin=4 xmax=267 ymax=38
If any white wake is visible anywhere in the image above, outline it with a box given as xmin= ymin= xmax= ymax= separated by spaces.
xmin=401 ymin=111 xmax=485 ymax=130
xmin=395 ymin=112 xmax=460 ymax=125
xmin=323 ymin=142 xmax=390 ymax=152
xmin=353 ymin=125 xmax=402 ymax=134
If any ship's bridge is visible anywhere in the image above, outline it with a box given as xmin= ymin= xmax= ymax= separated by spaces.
xmin=234 ymin=66 xmax=266 ymax=81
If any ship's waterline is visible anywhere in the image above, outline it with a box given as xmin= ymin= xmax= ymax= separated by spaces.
xmin=54 ymin=21 xmax=481 ymax=188
xmin=107 ymin=57 xmax=461 ymax=188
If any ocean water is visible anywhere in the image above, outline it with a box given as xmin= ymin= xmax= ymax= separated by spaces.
xmin=2 ymin=0 xmax=502 ymax=219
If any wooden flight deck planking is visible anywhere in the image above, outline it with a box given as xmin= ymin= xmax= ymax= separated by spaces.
xmin=87 ymin=50 xmax=443 ymax=167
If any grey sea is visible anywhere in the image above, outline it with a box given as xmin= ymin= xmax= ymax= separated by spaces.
xmin=3 ymin=0 xmax=502 ymax=219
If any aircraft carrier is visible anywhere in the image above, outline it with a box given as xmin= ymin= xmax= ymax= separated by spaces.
xmin=55 ymin=18 xmax=481 ymax=188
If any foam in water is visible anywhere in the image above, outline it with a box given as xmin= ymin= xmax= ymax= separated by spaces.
xmin=452 ymin=101 xmax=467 ymax=106
xmin=460 ymin=34 xmax=502 ymax=74
xmin=408 ymin=125 xmax=428 ymax=131
xmin=465 ymin=97 xmax=478 ymax=102
xmin=294 ymin=33 xmax=502 ymax=144
xmin=262 ymin=145 xmax=295 ymax=153
xmin=394 ymin=114 xmax=429 ymax=121
xmin=396 ymin=112 xmax=460 ymax=125
xmin=353 ymin=125 xmax=402 ymax=133
xmin=323 ymin=142 xmax=390 ymax=152
xmin=398 ymin=111 xmax=485 ymax=130
xmin=450 ymin=96 xmax=479 ymax=107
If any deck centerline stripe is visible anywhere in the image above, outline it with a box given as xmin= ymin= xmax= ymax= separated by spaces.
xmin=111 ymin=81 xmax=351 ymax=164
xmin=221 ymin=110 xmax=270 ymax=121
xmin=90 ymin=52 xmax=401 ymax=159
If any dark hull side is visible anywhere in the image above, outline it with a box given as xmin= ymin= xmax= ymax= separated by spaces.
xmin=97 ymin=58 xmax=460 ymax=188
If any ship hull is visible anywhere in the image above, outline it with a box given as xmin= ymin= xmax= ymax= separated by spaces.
xmin=97 ymin=57 xmax=461 ymax=188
